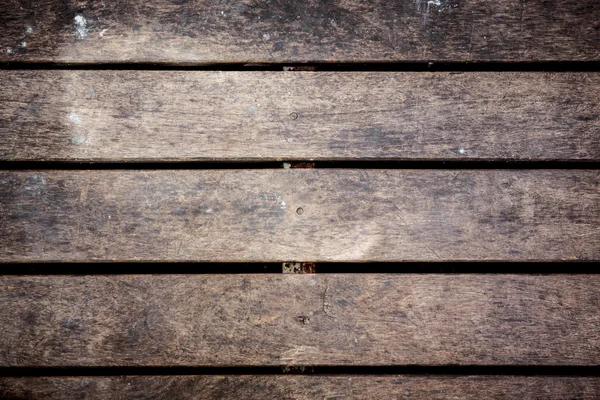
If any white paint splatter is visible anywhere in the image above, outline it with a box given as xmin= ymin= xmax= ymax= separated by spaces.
xmin=205 ymin=208 xmax=213 ymax=214
xmin=99 ymin=29 xmax=108 ymax=37
xmin=458 ymin=147 xmax=466 ymax=155
xmin=280 ymin=200 xmax=286 ymax=208
xmin=74 ymin=15 xmax=88 ymax=39
xmin=262 ymin=33 xmax=270 ymax=41
xmin=330 ymin=19 xmax=338 ymax=28
xmin=26 ymin=26 xmax=33 ymax=34
xmin=23 ymin=174 xmax=47 ymax=196
xmin=6 ymin=48 xmax=13 ymax=55
xmin=68 ymin=112 xmax=81 ymax=124
xmin=283 ymin=162 xmax=291 ymax=169
xmin=70 ymin=132 xmax=88 ymax=145
xmin=416 ymin=0 xmax=444 ymax=20
xmin=21 ymin=42 xmax=27 ymax=48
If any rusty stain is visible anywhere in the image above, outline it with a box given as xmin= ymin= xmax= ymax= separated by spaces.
xmin=282 ymin=262 xmax=316 ymax=274
xmin=290 ymin=162 xmax=315 ymax=169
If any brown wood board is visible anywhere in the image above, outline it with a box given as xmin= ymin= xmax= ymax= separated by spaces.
xmin=1 ymin=274 xmax=599 ymax=366
xmin=0 ymin=170 xmax=598 ymax=262
xmin=1 ymin=0 xmax=599 ymax=63
xmin=1 ymin=71 xmax=599 ymax=162
xmin=1 ymin=376 xmax=599 ymax=399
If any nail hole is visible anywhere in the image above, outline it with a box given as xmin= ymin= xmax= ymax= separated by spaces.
xmin=296 ymin=207 xmax=304 ymax=215
xmin=289 ymin=112 xmax=298 ymax=120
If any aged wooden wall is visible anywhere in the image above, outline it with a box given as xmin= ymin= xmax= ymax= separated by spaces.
xmin=0 ymin=0 xmax=598 ymax=398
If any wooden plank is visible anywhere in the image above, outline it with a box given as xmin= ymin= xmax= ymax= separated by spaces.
xmin=1 ymin=274 xmax=599 ymax=366
xmin=1 ymin=376 xmax=599 ymax=399
xmin=0 ymin=0 xmax=598 ymax=63
xmin=0 ymin=170 xmax=598 ymax=262
xmin=1 ymin=71 xmax=599 ymax=162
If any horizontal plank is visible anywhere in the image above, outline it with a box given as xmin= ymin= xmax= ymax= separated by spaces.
xmin=1 ymin=0 xmax=599 ymax=63
xmin=1 ymin=275 xmax=599 ymax=366
xmin=1 ymin=170 xmax=598 ymax=262
xmin=1 ymin=376 xmax=599 ymax=399
xmin=1 ymin=71 xmax=599 ymax=161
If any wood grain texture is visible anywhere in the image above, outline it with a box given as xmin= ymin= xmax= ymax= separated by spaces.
xmin=1 ymin=71 xmax=599 ymax=161
xmin=1 ymin=274 xmax=599 ymax=366
xmin=0 ymin=170 xmax=598 ymax=262
xmin=0 ymin=0 xmax=599 ymax=63
xmin=1 ymin=376 xmax=599 ymax=399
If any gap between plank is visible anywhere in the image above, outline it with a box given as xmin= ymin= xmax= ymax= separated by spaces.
xmin=1 ymin=366 xmax=599 ymax=377
xmin=1 ymin=61 xmax=599 ymax=72
xmin=0 ymin=160 xmax=598 ymax=170
xmin=0 ymin=262 xmax=597 ymax=275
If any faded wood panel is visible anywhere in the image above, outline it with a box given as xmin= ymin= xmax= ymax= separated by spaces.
xmin=1 ymin=71 xmax=599 ymax=162
xmin=1 ymin=170 xmax=598 ymax=262
xmin=1 ymin=275 xmax=600 ymax=366
xmin=1 ymin=376 xmax=599 ymax=399
xmin=0 ymin=0 xmax=598 ymax=63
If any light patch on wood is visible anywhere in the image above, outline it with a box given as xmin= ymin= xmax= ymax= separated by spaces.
xmin=281 ymin=345 xmax=318 ymax=362
xmin=247 ymin=105 xmax=259 ymax=116
xmin=68 ymin=112 xmax=81 ymax=124
xmin=70 ymin=132 xmax=88 ymax=146
xmin=74 ymin=15 xmax=88 ymax=39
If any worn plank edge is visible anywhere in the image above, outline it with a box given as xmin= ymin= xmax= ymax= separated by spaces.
xmin=0 ymin=375 xmax=599 ymax=399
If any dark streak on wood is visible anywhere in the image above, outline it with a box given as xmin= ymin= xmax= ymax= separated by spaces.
xmin=0 ymin=170 xmax=597 ymax=262
xmin=1 ymin=275 xmax=599 ymax=366
xmin=0 ymin=71 xmax=598 ymax=161
xmin=0 ymin=0 xmax=598 ymax=63
xmin=1 ymin=375 xmax=599 ymax=399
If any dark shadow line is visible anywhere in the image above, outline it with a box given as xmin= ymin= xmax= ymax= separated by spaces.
xmin=0 ymin=262 xmax=597 ymax=275
xmin=1 ymin=61 xmax=599 ymax=72
xmin=0 ymin=160 xmax=598 ymax=170
xmin=1 ymin=365 xmax=599 ymax=377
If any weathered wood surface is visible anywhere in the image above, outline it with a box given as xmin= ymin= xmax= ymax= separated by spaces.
xmin=1 ymin=170 xmax=598 ymax=262
xmin=1 ymin=0 xmax=599 ymax=63
xmin=1 ymin=376 xmax=599 ymax=399
xmin=1 ymin=71 xmax=599 ymax=162
xmin=1 ymin=275 xmax=599 ymax=366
